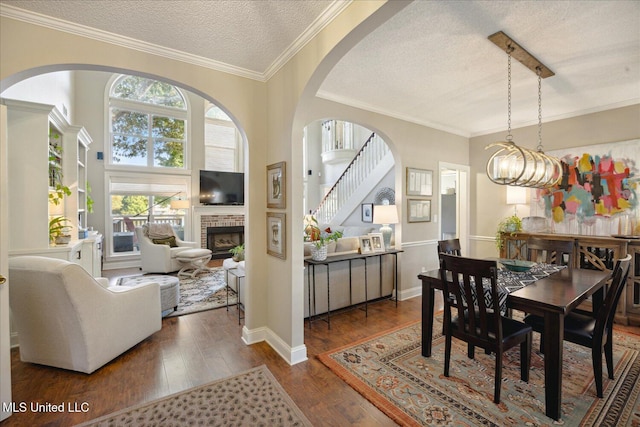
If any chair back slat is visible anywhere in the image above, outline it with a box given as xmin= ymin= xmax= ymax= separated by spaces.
xmin=439 ymin=254 xmax=501 ymax=345
xmin=596 ymin=254 xmax=632 ymax=339
xmin=526 ymin=237 xmax=574 ymax=268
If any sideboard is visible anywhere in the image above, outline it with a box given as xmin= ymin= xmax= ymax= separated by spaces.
xmin=499 ymin=232 xmax=640 ymax=325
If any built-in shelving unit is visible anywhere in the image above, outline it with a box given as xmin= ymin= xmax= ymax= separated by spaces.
xmin=4 ymin=98 xmax=100 ymax=276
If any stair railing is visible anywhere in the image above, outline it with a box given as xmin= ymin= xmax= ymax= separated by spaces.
xmin=313 ymin=133 xmax=389 ymax=224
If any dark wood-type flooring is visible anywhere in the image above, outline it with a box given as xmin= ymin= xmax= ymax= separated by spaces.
xmin=2 ymin=262 xmax=422 ymax=427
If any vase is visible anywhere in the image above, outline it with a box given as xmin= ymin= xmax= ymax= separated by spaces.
xmin=311 ymin=244 xmax=328 ymax=261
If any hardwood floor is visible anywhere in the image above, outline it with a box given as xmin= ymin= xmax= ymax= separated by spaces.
xmin=3 ymin=265 xmax=421 ymax=427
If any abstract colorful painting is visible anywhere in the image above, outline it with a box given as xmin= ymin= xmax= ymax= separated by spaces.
xmin=539 ymin=140 xmax=638 ymax=223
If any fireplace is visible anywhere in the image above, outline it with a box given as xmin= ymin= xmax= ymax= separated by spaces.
xmin=207 ymin=226 xmax=244 ymax=259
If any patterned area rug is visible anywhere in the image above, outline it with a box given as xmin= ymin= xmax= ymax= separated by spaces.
xmin=319 ymin=315 xmax=640 ymax=426
xmin=76 ymin=365 xmax=312 ymax=427
xmin=118 ymin=267 xmax=237 ymax=317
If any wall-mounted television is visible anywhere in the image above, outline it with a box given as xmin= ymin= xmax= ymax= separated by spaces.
xmin=199 ymin=170 xmax=244 ymax=205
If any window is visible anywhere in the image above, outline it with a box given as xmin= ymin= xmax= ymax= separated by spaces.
xmin=109 ymin=75 xmax=187 ymax=169
xmin=205 ymin=102 xmax=242 ymax=171
xmin=106 ymin=75 xmax=191 ymax=258
xmin=108 ymin=173 xmax=190 ymax=255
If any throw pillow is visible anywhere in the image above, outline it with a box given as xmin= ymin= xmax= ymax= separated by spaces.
xmin=152 ymin=236 xmax=178 ymax=247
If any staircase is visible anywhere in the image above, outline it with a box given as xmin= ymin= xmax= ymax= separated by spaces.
xmin=313 ymin=133 xmax=393 ymax=225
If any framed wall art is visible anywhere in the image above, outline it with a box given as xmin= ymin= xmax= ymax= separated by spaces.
xmin=361 ymin=203 xmax=373 ymax=223
xmin=406 ymin=167 xmax=433 ymax=196
xmin=267 ymin=161 xmax=286 ymax=209
xmin=408 ymin=199 xmax=431 ymax=222
xmin=267 ymin=212 xmax=286 ymax=259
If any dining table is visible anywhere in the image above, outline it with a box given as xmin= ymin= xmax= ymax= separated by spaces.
xmin=418 ymin=264 xmax=611 ymax=421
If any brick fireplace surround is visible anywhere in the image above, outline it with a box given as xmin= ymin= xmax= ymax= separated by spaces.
xmin=199 ymin=214 xmax=244 ymax=249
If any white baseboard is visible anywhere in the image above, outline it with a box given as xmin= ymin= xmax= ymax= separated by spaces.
xmin=242 ymin=325 xmax=308 ymax=365
xmin=398 ymin=285 xmax=422 ymax=301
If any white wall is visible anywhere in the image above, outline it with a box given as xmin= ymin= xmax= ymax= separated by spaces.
xmin=1 ymin=71 xmax=73 ymax=122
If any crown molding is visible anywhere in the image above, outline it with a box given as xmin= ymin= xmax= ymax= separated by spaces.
xmin=316 ymin=90 xmax=471 ymax=138
xmin=2 ymin=2 xmax=353 ymax=84
xmin=263 ymin=0 xmax=352 ymax=80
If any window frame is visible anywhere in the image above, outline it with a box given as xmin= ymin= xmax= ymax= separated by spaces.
xmin=106 ymin=76 xmax=190 ymax=173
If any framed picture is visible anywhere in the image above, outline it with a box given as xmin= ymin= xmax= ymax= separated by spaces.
xmin=359 ymin=236 xmax=373 ymax=254
xmin=267 ymin=212 xmax=286 ymax=259
xmin=361 ymin=203 xmax=373 ymax=223
xmin=368 ymin=232 xmax=385 ymax=252
xmin=406 ymin=167 xmax=433 ymax=196
xmin=408 ymin=199 xmax=431 ymax=222
xmin=267 ymin=161 xmax=286 ymax=209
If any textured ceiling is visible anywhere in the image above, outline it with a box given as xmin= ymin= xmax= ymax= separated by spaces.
xmin=1 ymin=0 xmax=639 ymax=137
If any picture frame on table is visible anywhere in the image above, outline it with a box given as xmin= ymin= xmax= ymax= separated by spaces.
xmin=406 ymin=167 xmax=433 ymax=196
xmin=408 ymin=199 xmax=431 ymax=222
xmin=361 ymin=203 xmax=373 ymax=223
xmin=267 ymin=212 xmax=286 ymax=259
xmin=368 ymin=232 xmax=385 ymax=252
xmin=267 ymin=161 xmax=286 ymax=209
xmin=359 ymin=236 xmax=373 ymax=254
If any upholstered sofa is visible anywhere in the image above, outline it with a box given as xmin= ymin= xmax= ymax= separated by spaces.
xmin=9 ymin=256 xmax=162 ymax=374
xmin=135 ymin=223 xmax=199 ymax=273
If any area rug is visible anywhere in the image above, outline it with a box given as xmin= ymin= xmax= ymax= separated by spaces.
xmin=118 ymin=267 xmax=238 ymax=317
xmin=75 ymin=365 xmax=312 ymax=427
xmin=319 ymin=315 xmax=640 ymax=426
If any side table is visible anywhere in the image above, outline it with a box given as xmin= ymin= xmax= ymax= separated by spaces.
xmin=227 ymin=268 xmax=245 ymax=324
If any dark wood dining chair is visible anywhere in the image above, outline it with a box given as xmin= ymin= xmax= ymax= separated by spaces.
xmin=523 ymin=254 xmax=631 ymax=398
xmin=526 ymin=237 xmax=574 ymax=268
xmin=437 ymin=238 xmax=461 ymax=256
xmin=439 ymin=254 xmax=532 ymax=403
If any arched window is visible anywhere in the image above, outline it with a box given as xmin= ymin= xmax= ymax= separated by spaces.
xmin=106 ymin=75 xmax=190 ymax=258
xmin=109 ymin=75 xmax=187 ymax=168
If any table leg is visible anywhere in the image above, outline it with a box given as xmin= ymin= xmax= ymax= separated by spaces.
xmin=422 ymin=280 xmax=435 ymax=357
xmin=543 ymin=311 xmax=564 ymax=421
xmin=364 ymin=258 xmax=368 ymax=317
xmin=326 ymin=264 xmax=331 ymax=329
xmin=394 ymin=253 xmax=398 ymax=307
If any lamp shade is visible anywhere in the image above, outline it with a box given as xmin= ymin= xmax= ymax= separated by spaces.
xmin=170 ymin=199 xmax=190 ymax=209
xmin=373 ymin=205 xmax=398 ymax=225
xmin=506 ymin=186 xmax=528 ymax=205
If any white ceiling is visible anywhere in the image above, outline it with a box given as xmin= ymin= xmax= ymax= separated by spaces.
xmin=2 ymin=0 xmax=639 ymax=137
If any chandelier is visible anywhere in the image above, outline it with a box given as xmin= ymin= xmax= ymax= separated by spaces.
xmin=485 ymin=31 xmax=562 ymax=188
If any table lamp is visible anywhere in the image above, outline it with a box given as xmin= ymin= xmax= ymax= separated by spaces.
xmin=373 ymin=204 xmax=398 ymax=249
xmin=506 ymin=186 xmax=527 ymax=216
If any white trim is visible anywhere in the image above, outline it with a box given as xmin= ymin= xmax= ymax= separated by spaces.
xmin=0 ymin=2 xmax=351 ymax=84
xmin=242 ymin=325 xmax=309 ymax=366
xmin=316 ymin=90 xmax=471 ymax=138
xmin=263 ymin=1 xmax=352 ymax=80
xmin=400 ymin=239 xmax=437 ymax=248
xmin=398 ymin=288 xmax=422 ymax=301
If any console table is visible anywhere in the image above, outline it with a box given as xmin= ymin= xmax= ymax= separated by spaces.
xmin=304 ymin=249 xmax=402 ymax=329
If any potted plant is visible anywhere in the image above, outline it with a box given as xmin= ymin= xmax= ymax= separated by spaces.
xmin=310 ymin=229 xmax=343 ymax=261
xmin=49 ymin=216 xmax=73 ymax=245
xmin=229 ymin=243 xmax=245 ymax=262
xmin=495 ymin=214 xmax=523 ymax=249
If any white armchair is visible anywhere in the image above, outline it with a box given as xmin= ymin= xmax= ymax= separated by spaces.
xmin=9 ymin=256 xmax=162 ymax=374
xmin=135 ymin=224 xmax=199 ymax=273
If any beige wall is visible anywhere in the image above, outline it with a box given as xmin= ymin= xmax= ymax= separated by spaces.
xmin=468 ymin=104 xmax=640 ymax=258
xmin=2 ymin=3 xmax=638 ymax=365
